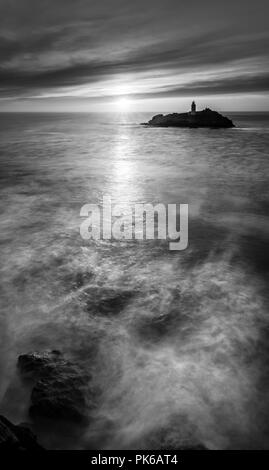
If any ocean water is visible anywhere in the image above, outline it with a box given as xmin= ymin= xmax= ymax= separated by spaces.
xmin=0 ymin=111 xmax=269 ymax=449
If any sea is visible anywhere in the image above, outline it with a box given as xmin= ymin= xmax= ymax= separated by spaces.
xmin=0 ymin=111 xmax=268 ymax=449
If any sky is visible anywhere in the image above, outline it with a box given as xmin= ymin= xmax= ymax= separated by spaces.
xmin=0 ymin=0 xmax=268 ymax=112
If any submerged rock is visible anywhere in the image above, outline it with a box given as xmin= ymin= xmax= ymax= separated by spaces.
xmin=131 ymin=415 xmax=208 ymax=450
xmin=143 ymin=108 xmax=235 ymax=128
xmin=18 ymin=350 xmax=96 ymax=424
xmin=0 ymin=415 xmax=44 ymax=450
xmin=80 ymin=286 xmax=135 ymax=316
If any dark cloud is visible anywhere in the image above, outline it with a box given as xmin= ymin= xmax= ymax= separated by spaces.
xmin=131 ymin=73 xmax=269 ymax=100
xmin=0 ymin=0 xmax=268 ymax=103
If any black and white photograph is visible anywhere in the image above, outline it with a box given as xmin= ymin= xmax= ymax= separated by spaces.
xmin=0 ymin=0 xmax=269 ymax=459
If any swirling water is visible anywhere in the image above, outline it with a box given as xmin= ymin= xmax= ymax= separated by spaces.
xmin=0 ymin=111 xmax=269 ymax=449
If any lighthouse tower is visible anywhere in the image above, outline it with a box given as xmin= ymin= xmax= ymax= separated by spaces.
xmin=191 ymin=101 xmax=196 ymax=115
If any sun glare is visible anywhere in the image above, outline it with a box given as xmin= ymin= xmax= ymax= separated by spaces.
xmin=115 ymin=97 xmax=131 ymax=111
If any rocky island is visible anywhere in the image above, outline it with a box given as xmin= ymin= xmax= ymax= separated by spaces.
xmin=143 ymin=101 xmax=235 ymax=128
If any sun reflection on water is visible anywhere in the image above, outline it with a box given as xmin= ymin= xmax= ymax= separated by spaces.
xmin=110 ymin=128 xmax=141 ymax=205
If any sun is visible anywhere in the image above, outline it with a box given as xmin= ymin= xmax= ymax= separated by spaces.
xmin=115 ymin=97 xmax=131 ymax=111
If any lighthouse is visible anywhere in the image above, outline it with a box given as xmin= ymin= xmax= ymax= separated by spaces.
xmin=191 ymin=101 xmax=196 ymax=115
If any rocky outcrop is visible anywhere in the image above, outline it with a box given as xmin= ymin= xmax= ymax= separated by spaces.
xmin=0 ymin=415 xmax=44 ymax=450
xmin=143 ymin=108 xmax=235 ymax=128
xmin=18 ymin=350 xmax=96 ymax=424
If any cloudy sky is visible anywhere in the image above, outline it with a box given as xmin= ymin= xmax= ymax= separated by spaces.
xmin=0 ymin=0 xmax=268 ymax=111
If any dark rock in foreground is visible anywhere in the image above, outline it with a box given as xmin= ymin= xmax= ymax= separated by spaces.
xmin=0 ymin=415 xmax=44 ymax=450
xmin=18 ymin=350 xmax=96 ymax=424
xmin=143 ymin=108 xmax=235 ymax=128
